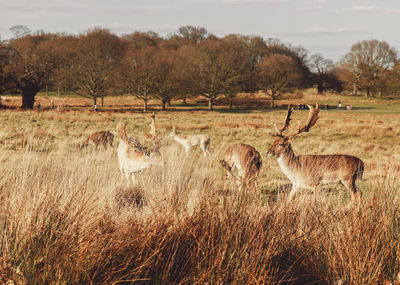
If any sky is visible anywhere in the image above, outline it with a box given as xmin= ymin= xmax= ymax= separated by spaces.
xmin=1 ymin=0 xmax=399 ymax=62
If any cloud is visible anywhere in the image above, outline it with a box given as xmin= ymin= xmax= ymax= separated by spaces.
xmin=284 ymin=27 xmax=366 ymax=37
xmin=307 ymin=0 xmax=326 ymax=4
xmin=221 ymin=0 xmax=287 ymax=6
xmin=344 ymin=6 xmax=400 ymax=14
xmin=0 ymin=2 xmax=173 ymax=15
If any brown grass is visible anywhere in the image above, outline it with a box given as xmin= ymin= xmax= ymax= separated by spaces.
xmin=1 ymin=94 xmax=400 ymax=284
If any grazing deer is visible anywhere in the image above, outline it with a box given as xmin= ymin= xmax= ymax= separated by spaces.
xmin=220 ymin=144 xmax=262 ymax=195
xmin=267 ymin=104 xmax=364 ymax=203
xmin=169 ymin=127 xmax=211 ymax=157
xmin=77 ymin=131 xmax=114 ymax=150
xmin=117 ymin=122 xmax=163 ymax=184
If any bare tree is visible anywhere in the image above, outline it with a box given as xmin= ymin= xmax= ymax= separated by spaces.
xmin=120 ymin=46 xmax=158 ymax=112
xmin=257 ymin=54 xmax=302 ymax=108
xmin=9 ymin=25 xmax=31 ymax=39
xmin=340 ymin=40 xmax=397 ymax=97
xmin=309 ymin=54 xmax=334 ymax=94
xmin=71 ymin=29 xmax=125 ymax=106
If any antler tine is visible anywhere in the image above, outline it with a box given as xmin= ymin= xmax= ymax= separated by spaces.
xmin=280 ymin=105 xmax=294 ymax=133
xmin=271 ymin=105 xmax=293 ymax=137
xmin=285 ymin=103 xmax=320 ymax=138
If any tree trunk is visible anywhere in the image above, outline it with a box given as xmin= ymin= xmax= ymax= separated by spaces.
xmin=366 ymin=88 xmax=370 ymax=98
xmin=208 ymin=98 xmax=213 ymax=110
xmin=270 ymin=95 xmax=275 ymax=109
xmin=317 ymin=81 xmax=324 ymax=94
xmin=21 ymin=89 xmax=37 ymax=109
xmin=229 ymin=97 xmax=233 ymax=109
xmin=94 ymin=96 xmax=97 ymax=105
xmin=101 ymin=96 xmax=104 ymax=107
xmin=144 ymin=99 xmax=148 ymax=112
xmin=352 ymin=83 xmax=358 ymax=96
xmin=57 ymin=85 xmax=60 ymax=97
xmin=45 ymin=85 xmax=48 ymax=96
xmin=182 ymin=96 xmax=187 ymax=105
xmin=161 ymin=99 xmax=166 ymax=111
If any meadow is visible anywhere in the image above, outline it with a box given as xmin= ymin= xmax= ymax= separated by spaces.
xmin=0 ymin=92 xmax=400 ymax=284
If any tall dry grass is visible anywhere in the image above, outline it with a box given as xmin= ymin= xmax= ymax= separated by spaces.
xmin=0 ymin=108 xmax=400 ymax=284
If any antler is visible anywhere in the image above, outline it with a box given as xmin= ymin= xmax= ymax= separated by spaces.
xmin=285 ymin=104 xmax=320 ymax=138
xmin=273 ymin=105 xmax=294 ymax=137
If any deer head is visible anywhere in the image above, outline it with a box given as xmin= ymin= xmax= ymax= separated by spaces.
xmin=267 ymin=104 xmax=320 ymax=157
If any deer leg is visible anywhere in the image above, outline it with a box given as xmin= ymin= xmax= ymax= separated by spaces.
xmin=342 ymin=178 xmax=362 ymax=204
xmin=200 ymin=144 xmax=207 ymax=157
xmin=287 ymin=185 xmax=300 ymax=202
xmin=184 ymin=146 xmax=190 ymax=157
xmin=223 ymin=171 xmax=232 ymax=191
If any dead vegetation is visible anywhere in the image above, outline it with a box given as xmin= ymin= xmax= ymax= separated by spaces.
xmin=0 ymin=98 xmax=400 ymax=284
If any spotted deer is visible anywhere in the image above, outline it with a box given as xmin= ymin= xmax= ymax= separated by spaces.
xmin=117 ymin=122 xmax=163 ymax=184
xmin=169 ymin=127 xmax=211 ymax=157
xmin=267 ymin=104 xmax=364 ymax=203
xmin=220 ymin=144 xmax=262 ymax=195
xmin=78 ymin=131 xmax=114 ymax=150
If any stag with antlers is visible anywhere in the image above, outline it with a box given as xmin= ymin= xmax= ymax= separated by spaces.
xmin=267 ymin=104 xmax=364 ymax=203
xmin=117 ymin=122 xmax=163 ymax=184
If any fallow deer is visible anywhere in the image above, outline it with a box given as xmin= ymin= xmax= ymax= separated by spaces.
xmin=220 ymin=144 xmax=262 ymax=195
xmin=267 ymin=104 xmax=364 ymax=203
xmin=144 ymin=112 xmax=157 ymax=143
xmin=169 ymin=127 xmax=211 ymax=157
xmin=117 ymin=122 xmax=163 ymax=184
xmin=77 ymin=131 xmax=114 ymax=150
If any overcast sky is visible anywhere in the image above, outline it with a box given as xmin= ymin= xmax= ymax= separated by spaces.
xmin=1 ymin=0 xmax=399 ymax=61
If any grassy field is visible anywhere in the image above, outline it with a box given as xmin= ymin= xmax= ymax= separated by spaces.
xmin=1 ymin=92 xmax=400 ymax=284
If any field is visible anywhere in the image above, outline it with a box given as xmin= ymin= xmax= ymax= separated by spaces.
xmin=1 ymin=92 xmax=400 ymax=284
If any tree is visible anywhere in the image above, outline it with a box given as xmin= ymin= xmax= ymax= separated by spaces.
xmin=5 ymin=33 xmax=58 ymax=108
xmin=121 ymin=31 xmax=161 ymax=50
xmin=184 ymin=39 xmax=245 ymax=110
xmin=257 ymin=54 xmax=302 ymax=108
xmin=71 ymin=29 xmax=125 ymax=106
xmin=152 ymin=49 xmax=180 ymax=110
xmin=309 ymin=54 xmax=334 ymax=94
xmin=9 ymin=25 xmax=31 ymax=39
xmin=169 ymin=25 xmax=211 ymax=45
xmin=50 ymin=35 xmax=78 ymax=96
xmin=340 ymin=40 xmax=397 ymax=97
xmin=220 ymin=36 xmax=252 ymax=108
xmin=120 ymin=46 xmax=159 ymax=112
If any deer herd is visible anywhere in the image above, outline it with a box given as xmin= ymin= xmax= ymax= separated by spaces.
xmin=78 ymin=104 xmax=364 ymax=204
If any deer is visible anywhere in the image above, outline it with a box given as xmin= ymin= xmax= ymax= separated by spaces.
xmin=169 ymin=127 xmax=211 ymax=157
xmin=116 ymin=122 xmax=163 ymax=184
xmin=77 ymin=131 xmax=114 ymax=150
xmin=144 ymin=112 xmax=157 ymax=143
xmin=266 ymin=104 xmax=364 ymax=203
xmin=220 ymin=144 xmax=262 ymax=196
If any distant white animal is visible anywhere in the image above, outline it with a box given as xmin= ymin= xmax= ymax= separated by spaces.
xmin=169 ymin=127 xmax=211 ymax=157
xmin=117 ymin=122 xmax=163 ymax=184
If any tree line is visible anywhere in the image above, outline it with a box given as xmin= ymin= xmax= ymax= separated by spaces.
xmin=0 ymin=25 xmax=399 ymax=110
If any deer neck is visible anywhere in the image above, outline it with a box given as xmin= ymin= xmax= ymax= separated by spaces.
xmin=172 ymin=133 xmax=186 ymax=144
xmin=276 ymin=144 xmax=299 ymax=171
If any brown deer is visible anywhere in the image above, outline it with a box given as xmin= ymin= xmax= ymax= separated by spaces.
xmin=220 ymin=144 xmax=262 ymax=195
xmin=116 ymin=122 xmax=163 ymax=184
xmin=267 ymin=104 xmax=364 ymax=203
xmin=169 ymin=127 xmax=211 ymax=157
xmin=78 ymin=131 xmax=114 ymax=150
